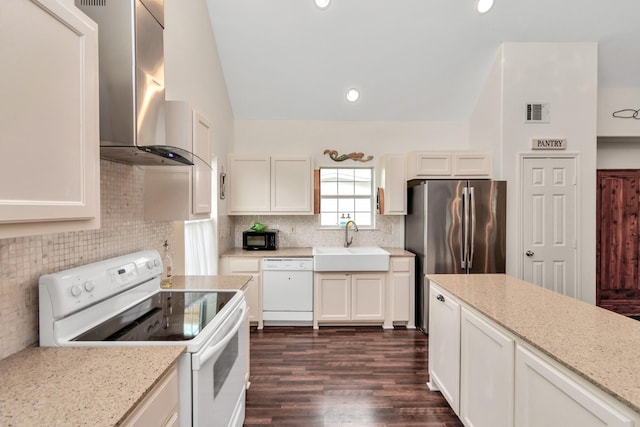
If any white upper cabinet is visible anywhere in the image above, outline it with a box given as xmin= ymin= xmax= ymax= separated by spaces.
xmin=144 ymin=103 xmax=212 ymax=221
xmin=227 ymin=154 xmax=271 ymax=214
xmin=452 ymin=152 xmax=493 ymax=177
xmin=0 ymin=0 xmax=100 ymax=238
xmin=407 ymin=151 xmax=492 ymax=179
xmin=270 ymin=156 xmax=313 ymax=213
xmin=227 ymin=154 xmax=313 ymax=215
xmin=379 ymin=154 xmax=407 ymax=215
xmin=191 ymin=111 xmax=213 ymax=215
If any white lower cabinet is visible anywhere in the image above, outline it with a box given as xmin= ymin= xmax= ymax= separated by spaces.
xmin=387 ymin=256 xmax=416 ymax=328
xmin=314 ymin=273 xmax=385 ymax=328
xmin=219 ymin=257 xmax=263 ymax=329
xmin=122 ymin=365 xmax=179 ymax=427
xmin=460 ymin=308 xmax=514 ymax=427
xmin=428 ymin=280 xmax=640 ymax=427
xmin=427 ymin=285 xmax=461 ymax=414
xmin=515 ymin=345 xmax=637 ymax=427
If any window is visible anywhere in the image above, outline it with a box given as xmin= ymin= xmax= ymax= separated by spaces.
xmin=319 ymin=167 xmax=374 ymax=227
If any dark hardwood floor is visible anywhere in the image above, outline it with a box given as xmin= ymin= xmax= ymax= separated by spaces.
xmin=244 ymin=326 xmax=463 ymax=426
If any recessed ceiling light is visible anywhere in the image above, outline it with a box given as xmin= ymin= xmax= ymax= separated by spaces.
xmin=346 ymin=88 xmax=360 ymax=103
xmin=476 ymin=0 xmax=494 ymax=14
xmin=314 ymin=0 xmax=330 ymax=9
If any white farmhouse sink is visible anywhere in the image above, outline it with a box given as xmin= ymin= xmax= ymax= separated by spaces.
xmin=312 ymin=246 xmax=390 ymax=271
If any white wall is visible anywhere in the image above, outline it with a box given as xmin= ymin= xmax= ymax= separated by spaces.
xmin=234 ymin=120 xmax=469 ymax=165
xmin=596 ymin=87 xmax=640 ymax=170
xmin=597 ymin=140 xmax=640 ymax=169
xmin=469 ymin=48 xmax=504 ymax=178
xmin=164 ymin=0 xmax=236 ymax=266
xmin=500 ymin=43 xmax=598 ymax=303
xmin=597 ymin=88 xmax=640 ymax=137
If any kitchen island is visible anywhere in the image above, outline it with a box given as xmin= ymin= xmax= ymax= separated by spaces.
xmin=427 ymin=273 xmax=640 ymax=426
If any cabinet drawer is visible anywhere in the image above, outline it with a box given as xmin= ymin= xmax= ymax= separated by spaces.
xmin=390 ymin=257 xmax=412 ymax=272
xmin=228 ymin=258 xmax=261 ymax=273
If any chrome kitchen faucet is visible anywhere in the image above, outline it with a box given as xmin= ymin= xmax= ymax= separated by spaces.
xmin=344 ymin=220 xmax=358 ymax=247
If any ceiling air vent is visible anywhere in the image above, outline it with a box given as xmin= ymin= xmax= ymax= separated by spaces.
xmin=79 ymin=0 xmax=106 ymax=6
xmin=526 ymin=103 xmax=549 ymax=123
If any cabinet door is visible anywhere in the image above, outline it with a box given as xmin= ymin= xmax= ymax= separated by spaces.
xmin=452 ymin=152 xmax=492 ymax=177
xmin=460 ymin=307 xmax=514 ymax=427
xmin=0 ymin=0 xmax=99 ymax=238
xmin=428 ymin=283 xmax=461 ymax=414
xmin=144 ymin=106 xmax=211 ymax=220
xmin=223 ymin=257 xmax=262 ymax=328
xmin=409 ymin=152 xmax=452 ymax=178
xmin=380 ymin=154 xmax=407 ymax=215
xmin=515 ymin=346 xmax=635 ymax=427
xmin=270 ymin=156 xmax=313 ymax=213
xmin=122 ymin=366 xmax=179 ymax=427
xmin=390 ymin=257 xmax=414 ymax=325
xmin=314 ymin=274 xmax=350 ymax=322
xmin=228 ymin=154 xmax=270 ymax=214
xmin=192 ymin=111 xmax=212 ymax=215
xmin=245 ymin=275 xmax=261 ymax=324
xmin=351 ymin=274 xmax=385 ymax=321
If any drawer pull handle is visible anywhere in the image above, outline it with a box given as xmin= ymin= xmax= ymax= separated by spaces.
xmin=436 ymin=294 xmax=445 ymax=302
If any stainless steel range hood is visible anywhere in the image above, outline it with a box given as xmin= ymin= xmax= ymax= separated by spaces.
xmin=76 ymin=0 xmax=194 ymax=166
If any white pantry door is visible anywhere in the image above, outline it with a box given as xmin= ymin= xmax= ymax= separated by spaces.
xmin=521 ymin=156 xmax=578 ymax=297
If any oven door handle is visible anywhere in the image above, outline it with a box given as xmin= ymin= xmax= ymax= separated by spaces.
xmin=192 ymin=303 xmax=246 ymax=370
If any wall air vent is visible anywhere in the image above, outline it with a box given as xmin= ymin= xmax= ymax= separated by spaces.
xmin=526 ymin=103 xmax=550 ymax=123
xmin=79 ymin=0 xmax=106 ymax=6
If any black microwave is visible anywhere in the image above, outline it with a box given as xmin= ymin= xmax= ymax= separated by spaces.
xmin=243 ymin=230 xmax=279 ymax=250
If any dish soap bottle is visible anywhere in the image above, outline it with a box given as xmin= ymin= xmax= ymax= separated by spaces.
xmin=161 ymin=240 xmax=173 ymax=289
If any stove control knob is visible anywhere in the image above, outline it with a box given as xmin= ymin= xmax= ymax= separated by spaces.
xmin=146 ymin=260 xmax=154 ymax=269
xmin=154 ymin=259 xmax=160 ymax=267
xmin=70 ymin=285 xmax=83 ymax=297
xmin=83 ymin=280 xmax=96 ymax=292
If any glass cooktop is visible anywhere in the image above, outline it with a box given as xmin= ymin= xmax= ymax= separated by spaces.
xmin=73 ymin=290 xmax=237 ymax=342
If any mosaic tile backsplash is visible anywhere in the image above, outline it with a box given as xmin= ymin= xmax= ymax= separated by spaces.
xmin=0 ymin=161 xmax=176 ymax=359
xmin=233 ymin=215 xmax=404 ymax=249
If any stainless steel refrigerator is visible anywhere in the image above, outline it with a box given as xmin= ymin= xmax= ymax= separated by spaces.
xmin=405 ymin=180 xmax=506 ymax=332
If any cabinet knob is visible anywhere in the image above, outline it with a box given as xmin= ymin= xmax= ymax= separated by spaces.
xmin=436 ymin=294 xmax=445 ymax=302
xmin=525 ymin=250 xmax=534 ymax=257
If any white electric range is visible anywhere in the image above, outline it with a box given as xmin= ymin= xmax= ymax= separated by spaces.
xmin=38 ymin=250 xmax=247 ymax=427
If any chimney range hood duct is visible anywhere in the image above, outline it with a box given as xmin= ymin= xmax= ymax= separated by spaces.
xmin=76 ymin=0 xmax=194 ymax=166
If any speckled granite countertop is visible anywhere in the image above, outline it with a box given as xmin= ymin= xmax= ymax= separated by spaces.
xmin=426 ymin=273 xmax=640 ymax=414
xmin=0 ymin=346 xmax=184 ymax=426
xmin=220 ymin=247 xmax=415 ymax=257
xmin=168 ymin=274 xmax=252 ymax=290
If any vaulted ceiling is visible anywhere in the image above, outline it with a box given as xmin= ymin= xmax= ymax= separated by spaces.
xmin=205 ymin=0 xmax=640 ymax=122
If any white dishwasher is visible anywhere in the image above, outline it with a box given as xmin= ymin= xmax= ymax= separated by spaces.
xmin=262 ymin=258 xmax=314 ymax=326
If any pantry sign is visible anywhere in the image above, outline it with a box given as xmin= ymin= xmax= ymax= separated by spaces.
xmin=531 ymin=138 xmax=567 ymax=150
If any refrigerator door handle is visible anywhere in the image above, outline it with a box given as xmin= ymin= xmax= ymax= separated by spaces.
xmin=461 ymin=187 xmax=469 ymax=269
xmin=469 ymin=186 xmax=476 ymax=269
